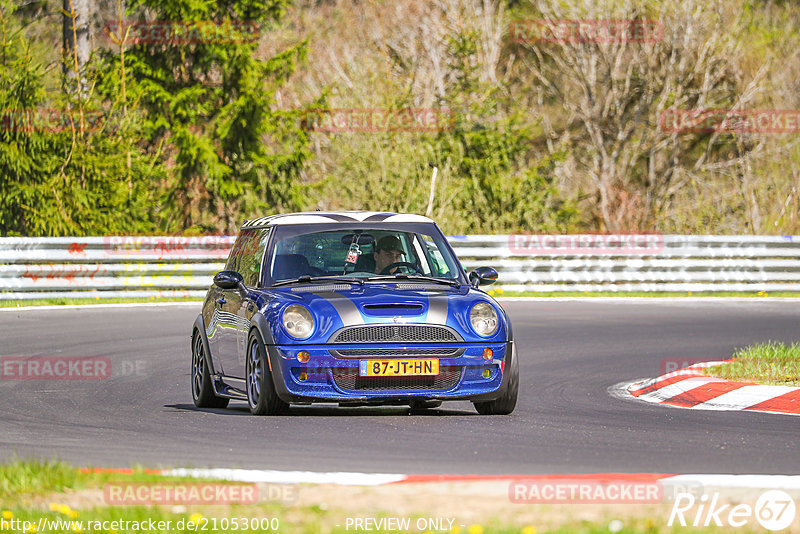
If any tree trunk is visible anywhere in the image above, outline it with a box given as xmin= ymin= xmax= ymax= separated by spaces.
xmin=62 ymin=0 xmax=90 ymax=94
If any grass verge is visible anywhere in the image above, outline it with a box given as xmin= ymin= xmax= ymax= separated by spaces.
xmin=0 ymin=460 xmax=787 ymax=533
xmin=703 ymin=341 xmax=800 ymax=386
xmin=0 ymin=459 xmax=216 ymax=502
xmin=0 ymin=297 xmax=203 ymax=308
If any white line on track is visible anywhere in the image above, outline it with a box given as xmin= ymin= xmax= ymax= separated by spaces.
xmin=163 ymin=468 xmax=407 ymax=486
xmin=162 ymin=467 xmax=800 ymax=489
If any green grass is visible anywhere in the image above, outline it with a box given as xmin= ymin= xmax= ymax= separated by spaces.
xmin=0 ymin=297 xmax=203 ymax=308
xmin=0 ymin=459 xmax=223 ymax=503
xmin=0 ymin=460 xmax=775 ymax=534
xmin=703 ymin=341 xmax=800 ymax=386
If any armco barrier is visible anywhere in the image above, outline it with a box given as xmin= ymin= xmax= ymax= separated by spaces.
xmin=1 ymin=235 xmax=799 ymax=300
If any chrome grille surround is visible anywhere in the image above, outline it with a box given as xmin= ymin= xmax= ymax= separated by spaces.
xmin=329 ymin=325 xmax=461 ymax=344
xmin=329 ymin=347 xmax=465 ymax=359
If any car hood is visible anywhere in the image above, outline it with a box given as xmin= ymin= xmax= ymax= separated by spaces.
xmin=258 ymin=282 xmax=508 ymax=344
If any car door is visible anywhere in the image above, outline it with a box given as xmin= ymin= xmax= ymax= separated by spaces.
xmin=214 ymin=230 xmax=250 ymax=376
xmin=218 ymin=228 xmax=270 ymax=378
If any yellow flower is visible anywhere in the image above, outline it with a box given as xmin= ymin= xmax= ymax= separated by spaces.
xmin=68 ymin=509 xmax=79 ymax=518
xmin=467 ymin=525 xmax=483 ymax=534
xmin=1 ymin=511 xmax=12 ymax=519
xmin=57 ymin=504 xmax=72 ymax=516
xmin=521 ymin=527 xmax=537 ymax=534
xmin=189 ymin=513 xmax=204 ymax=524
xmin=48 ymin=503 xmax=59 ymax=512
xmin=27 ymin=524 xmax=37 ymax=533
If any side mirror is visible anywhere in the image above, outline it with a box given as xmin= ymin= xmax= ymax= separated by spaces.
xmin=468 ymin=266 xmax=498 ymax=288
xmin=214 ymin=270 xmax=245 ymax=291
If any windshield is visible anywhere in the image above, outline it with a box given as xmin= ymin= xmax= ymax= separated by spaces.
xmin=266 ymin=224 xmax=463 ymax=284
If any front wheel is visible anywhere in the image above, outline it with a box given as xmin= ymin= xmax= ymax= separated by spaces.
xmin=473 ymin=348 xmax=518 ymax=415
xmin=246 ymin=330 xmax=290 ymax=415
xmin=191 ymin=332 xmax=229 ymax=409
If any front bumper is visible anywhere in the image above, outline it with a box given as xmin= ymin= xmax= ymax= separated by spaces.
xmin=266 ymin=341 xmax=514 ymax=404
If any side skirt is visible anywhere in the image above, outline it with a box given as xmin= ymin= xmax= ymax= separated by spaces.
xmin=212 ymin=375 xmax=248 ymax=401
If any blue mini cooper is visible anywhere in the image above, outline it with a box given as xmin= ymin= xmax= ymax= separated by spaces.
xmin=190 ymin=211 xmax=518 ymax=415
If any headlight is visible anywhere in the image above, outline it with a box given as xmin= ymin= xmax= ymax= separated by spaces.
xmin=282 ymin=304 xmax=314 ymax=339
xmin=470 ymin=302 xmax=498 ymax=336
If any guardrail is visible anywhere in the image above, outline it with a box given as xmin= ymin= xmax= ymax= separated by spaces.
xmin=1 ymin=235 xmax=799 ymax=299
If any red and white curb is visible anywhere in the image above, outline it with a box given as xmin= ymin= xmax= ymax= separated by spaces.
xmin=82 ymin=468 xmax=800 ymax=489
xmin=626 ymin=361 xmax=800 ymax=416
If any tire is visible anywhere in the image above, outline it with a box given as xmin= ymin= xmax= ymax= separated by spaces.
xmin=191 ymin=331 xmax=229 ymax=409
xmin=246 ymin=330 xmax=290 ymax=415
xmin=473 ymin=348 xmax=518 ymax=415
xmin=408 ymin=400 xmax=442 ymax=413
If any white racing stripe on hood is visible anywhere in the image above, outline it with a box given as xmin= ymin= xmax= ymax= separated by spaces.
xmin=425 ymin=295 xmax=449 ymax=325
xmin=312 ymin=291 xmax=365 ymax=326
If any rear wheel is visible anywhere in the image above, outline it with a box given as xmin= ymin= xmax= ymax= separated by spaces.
xmin=473 ymin=349 xmax=518 ymax=415
xmin=246 ymin=330 xmax=290 ymax=415
xmin=191 ymin=332 xmax=229 ymax=409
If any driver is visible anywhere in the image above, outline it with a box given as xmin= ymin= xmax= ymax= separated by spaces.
xmin=373 ymin=235 xmax=405 ymax=274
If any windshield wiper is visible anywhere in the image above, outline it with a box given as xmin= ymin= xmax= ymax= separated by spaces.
xmin=366 ymin=274 xmax=461 ymax=288
xmin=271 ymin=275 xmax=364 ymax=288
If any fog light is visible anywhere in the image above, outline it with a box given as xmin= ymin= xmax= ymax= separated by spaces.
xmin=298 ymin=372 xmax=308 ymax=381
xmin=297 ymin=351 xmax=310 ymax=363
xmin=482 ymin=348 xmax=493 ymax=360
xmin=482 ymin=369 xmax=492 ymax=378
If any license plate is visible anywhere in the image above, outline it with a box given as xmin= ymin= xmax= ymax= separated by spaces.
xmin=359 ymin=359 xmax=439 ymax=377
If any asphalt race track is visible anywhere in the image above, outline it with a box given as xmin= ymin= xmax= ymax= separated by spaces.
xmin=1 ymin=300 xmax=797 ymax=474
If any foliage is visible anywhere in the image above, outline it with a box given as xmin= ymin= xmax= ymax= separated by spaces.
xmin=2 ymin=0 xmax=800 ymax=236
xmin=0 ymin=0 xmax=159 ymax=236
xmin=94 ymin=0 xmax=313 ymax=234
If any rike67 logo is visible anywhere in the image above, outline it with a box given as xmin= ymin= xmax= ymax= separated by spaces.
xmin=669 ymin=490 xmax=796 ymax=531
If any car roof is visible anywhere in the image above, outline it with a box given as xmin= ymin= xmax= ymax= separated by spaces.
xmin=241 ymin=211 xmax=434 ymax=229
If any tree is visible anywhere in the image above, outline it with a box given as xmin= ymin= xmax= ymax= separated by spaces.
xmin=518 ymin=0 xmax=769 ymax=231
xmin=0 ymin=0 xmax=161 ymax=236
xmin=98 ymin=0 xmax=312 ymax=233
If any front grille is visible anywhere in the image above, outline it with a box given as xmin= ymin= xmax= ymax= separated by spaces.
xmin=330 ymin=325 xmax=460 ymax=343
xmin=330 ymin=347 xmax=464 ymax=358
xmin=331 ymin=367 xmax=462 ymax=391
